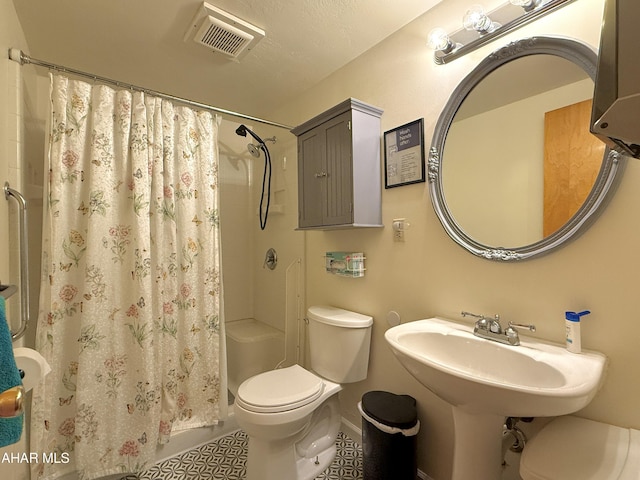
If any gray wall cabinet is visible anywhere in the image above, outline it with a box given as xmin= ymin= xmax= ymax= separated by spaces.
xmin=292 ymin=98 xmax=383 ymax=229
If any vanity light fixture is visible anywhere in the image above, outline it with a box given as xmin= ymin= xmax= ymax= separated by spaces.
xmin=429 ymin=0 xmax=576 ymax=64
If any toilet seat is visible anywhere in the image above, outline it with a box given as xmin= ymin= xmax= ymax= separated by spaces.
xmin=520 ymin=416 xmax=640 ymax=480
xmin=236 ymin=365 xmax=325 ymax=414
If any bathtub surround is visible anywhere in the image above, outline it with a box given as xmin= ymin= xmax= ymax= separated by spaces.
xmin=31 ymin=74 xmax=225 ymax=480
xmin=0 ymin=5 xmax=36 ymax=480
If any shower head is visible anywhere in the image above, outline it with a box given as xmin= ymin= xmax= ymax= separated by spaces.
xmin=235 ymin=124 xmax=265 ymax=145
xmin=247 ymin=143 xmax=262 ymax=158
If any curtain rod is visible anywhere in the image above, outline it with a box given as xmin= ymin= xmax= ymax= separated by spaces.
xmin=8 ymin=48 xmax=293 ymax=130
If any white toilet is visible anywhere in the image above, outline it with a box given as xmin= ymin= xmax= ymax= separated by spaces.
xmin=520 ymin=416 xmax=640 ymax=479
xmin=233 ymin=305 xmax=373 ymax=480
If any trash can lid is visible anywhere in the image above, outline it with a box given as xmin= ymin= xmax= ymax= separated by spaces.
xmin=362 ymin=391 xmax=418 ymax=429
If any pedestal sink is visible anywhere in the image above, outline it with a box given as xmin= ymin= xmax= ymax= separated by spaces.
xmin=385 ymin=317 xmax=607 ymax=480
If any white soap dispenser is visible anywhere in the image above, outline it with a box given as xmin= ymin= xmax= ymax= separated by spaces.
xmin=565 ymin=310 xmax=590 ymax=353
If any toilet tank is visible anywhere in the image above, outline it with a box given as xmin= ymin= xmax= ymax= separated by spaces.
xmin=307 ymin=306 xmax=373 ymax=383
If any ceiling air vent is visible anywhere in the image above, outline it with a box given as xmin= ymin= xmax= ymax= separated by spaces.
xmin=185 ymin=2 xmax=265 ymax=60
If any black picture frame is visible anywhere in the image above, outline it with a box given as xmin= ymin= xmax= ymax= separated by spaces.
xmin=383 ymin=118 xmax=426 ymax=188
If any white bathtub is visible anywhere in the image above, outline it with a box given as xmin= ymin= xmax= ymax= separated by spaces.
xmin=226 ymin=318 xmax=285 ymax=396
xmin=56 ymin=414 xmax=239 ymax=480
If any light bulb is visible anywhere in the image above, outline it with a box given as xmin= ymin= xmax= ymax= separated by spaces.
xmin=463 ymin=5 xmax=499 ymax=34
xmin=427 ymin=28 xmax=454 ymax=53
xmin=509 ymin=0 xmax=540 ymax=11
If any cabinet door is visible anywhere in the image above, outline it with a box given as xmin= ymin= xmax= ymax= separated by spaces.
xmin=323 ymin=111 xmax=353 ymax=226
xmin=298 ymin=126 xmax=325 ymax=228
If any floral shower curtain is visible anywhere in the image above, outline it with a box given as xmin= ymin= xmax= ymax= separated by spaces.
xmin=31 ymin=74 xmax=225 ymax=480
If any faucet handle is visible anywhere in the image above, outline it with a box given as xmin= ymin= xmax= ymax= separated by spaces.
xmin=462 ymin=311 xmax=500 ymax=323
xmin=463 ymin=311 xmax=502 ymax=332
xmin=461 ymin=311 xmax=485 ymax=320
xmin=507 ymin=321 xmax=536 ymax=333
xmin=504 ymin=326 xmax=521 ymax=346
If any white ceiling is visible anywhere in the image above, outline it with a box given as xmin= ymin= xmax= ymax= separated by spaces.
xmin=13 ymin=0 xmax=445 ymax=125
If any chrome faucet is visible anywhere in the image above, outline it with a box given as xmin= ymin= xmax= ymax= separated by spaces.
xmin=461 ymin=311 xmax=535 ymax=346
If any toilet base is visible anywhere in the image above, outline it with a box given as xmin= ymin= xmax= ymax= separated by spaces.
xmin=240 ymin=393 xmax=342 ymax=480
xmin=297 ymin=444 xmax=337 ymax=480
xmin=245 ymin=435 xmax=337 ymax=480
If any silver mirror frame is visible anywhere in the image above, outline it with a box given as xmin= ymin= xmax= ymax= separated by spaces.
xmin=428 ymin=36 xmax=625 ymax=261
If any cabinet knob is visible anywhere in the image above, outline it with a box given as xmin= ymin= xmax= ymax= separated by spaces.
xmin=314 ymin=172 xmax=328 ymax=178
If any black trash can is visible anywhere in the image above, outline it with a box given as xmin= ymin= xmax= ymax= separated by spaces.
xmin=359 ymin=391 xmax=419 ymax=480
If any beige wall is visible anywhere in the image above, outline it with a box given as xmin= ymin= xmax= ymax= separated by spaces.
xmin=275 ymin=0 xmax=640 ymax=478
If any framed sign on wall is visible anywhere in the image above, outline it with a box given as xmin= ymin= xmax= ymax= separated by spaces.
xmin=384 ymin=118 xmax=425 ymax=188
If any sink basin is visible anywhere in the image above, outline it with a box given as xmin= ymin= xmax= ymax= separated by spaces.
xmin=385 ymin=317 xmax=607 ymax=480
xmin=385 ymin=317 xmax=606 ymax=417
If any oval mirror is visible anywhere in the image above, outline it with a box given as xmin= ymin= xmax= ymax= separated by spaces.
xmin=429 ymin=36 xmax=625 ymax=261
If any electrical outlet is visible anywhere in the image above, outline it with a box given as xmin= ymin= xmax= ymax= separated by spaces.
xmin=392 ymin=218 xmax=407 ymax=242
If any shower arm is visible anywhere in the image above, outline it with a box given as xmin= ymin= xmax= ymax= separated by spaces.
xmin=3 ymin=182 xmax=30 ymax=341
xmin=248 ymin=137 xmax=276 ymax=155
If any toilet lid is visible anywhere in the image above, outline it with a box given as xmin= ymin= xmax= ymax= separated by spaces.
xmin=520 ymin=416 xmax=630 ymax=480
xmin=236 ymin=365 xmax=324 ymax=413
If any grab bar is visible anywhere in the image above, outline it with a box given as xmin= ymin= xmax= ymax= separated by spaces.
xmin=4 ymin=182 xmax=30 ymax=341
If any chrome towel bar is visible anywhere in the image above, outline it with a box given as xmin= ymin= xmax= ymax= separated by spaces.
xmin=3 ymin=182 xmax=30 ymax=341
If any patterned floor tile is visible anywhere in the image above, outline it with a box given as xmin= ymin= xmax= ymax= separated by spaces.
xmin=125 ymin=430 xmax=362 ymax=480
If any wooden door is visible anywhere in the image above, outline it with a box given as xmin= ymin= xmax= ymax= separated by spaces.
xmin=543 ymin=99 xmax=606 ymax=236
